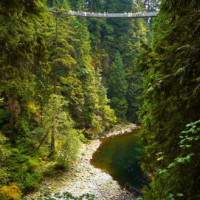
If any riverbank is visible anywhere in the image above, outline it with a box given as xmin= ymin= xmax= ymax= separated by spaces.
xmin=29 ymin=123 xmax=138 ymax=200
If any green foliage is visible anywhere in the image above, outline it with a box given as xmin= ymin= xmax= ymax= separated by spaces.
xmin=0 ymin=109 xmax=9 ymax=125
xmin=0 ymin=0 xmax=149 ymax=195
xmin=0 ymin=133 xmax=9 ymax=163
xmin=108 ymin=52 xmax=128 ymax=119
xmin=139 ymin=0 xmax=200 ymax=199
xmin=56 ymin=129 xmax=81 ymax=168
xmin=0 ymin=133 xmax=10 ymax=185
xmin=142 ymin=120 xmax=200 ymax=199
xmin=51 ymin=0 xmax=70 ymax=9
xmin=0 ymin=0 xmax=45 ymax=17
xmin=6 ymin=148 xmax=43 ymax=192
xmin=40 ymin=94 xmax=81 ymax=168
xmin=83 ymin=0 xmax=148 ymax=122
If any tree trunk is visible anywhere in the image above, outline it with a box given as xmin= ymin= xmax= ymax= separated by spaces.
xmin=53 ymin=14 xmax=58 ymax=95
xmin=8 ymin=97 xmax=20 ymax=143
xmin=9 ymin=97 xmax=14 ymax=132
xmin=50 ymin=124 xmax=56 ymax=157
xmin=50 ymin=14 xmax=58 ymax=157
xmin=37 ymin=131 xmax=48 ymax=150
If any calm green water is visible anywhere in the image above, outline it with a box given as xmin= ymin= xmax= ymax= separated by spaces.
xmin=91 ymin=130 xmax=145 ymax=190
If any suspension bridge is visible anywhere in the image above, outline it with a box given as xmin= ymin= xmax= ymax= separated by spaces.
xmin=50 ymin=8 xmax=158 ymax=18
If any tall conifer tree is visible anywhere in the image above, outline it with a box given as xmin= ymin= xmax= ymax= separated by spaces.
xmin=108 ymin=52 xmax=128 ymax=119
xmin=139 ymin=0 xmax=200 ymax=199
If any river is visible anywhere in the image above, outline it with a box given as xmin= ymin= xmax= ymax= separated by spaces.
xmin=91 ymin=129 xmax=145 ymax=191
xmin=27 ymin=124 xmax=141 ymax=200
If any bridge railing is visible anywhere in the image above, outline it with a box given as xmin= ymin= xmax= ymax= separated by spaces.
xmin=67 ymin=12 xmax=158 ymax=18
xmin=49 ymin=8 xmax=158 ymax=18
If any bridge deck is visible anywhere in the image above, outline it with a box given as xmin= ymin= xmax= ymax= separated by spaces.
xmin=68 ymin=12 xmax=158 ymax=18
xmin=50 ymin=9 xmax=158 ymax=18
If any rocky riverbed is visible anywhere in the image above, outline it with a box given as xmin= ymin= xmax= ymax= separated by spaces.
xmin=30 ymin=124 xmax=138 ymax=200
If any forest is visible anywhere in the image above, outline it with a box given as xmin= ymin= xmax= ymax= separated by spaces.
xmin=0 ymin=0 xmax=199 ymax=200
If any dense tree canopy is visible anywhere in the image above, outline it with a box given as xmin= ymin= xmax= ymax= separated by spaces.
xmin=108 ymin=52 xmax=128 ymax=119
xmin=1 ymin=0 xmax=199 ymax=199
xmin=0 ymin=0 xmax=117 ymax=193
xmin=139 ymin=0 xmax=200 ymax=199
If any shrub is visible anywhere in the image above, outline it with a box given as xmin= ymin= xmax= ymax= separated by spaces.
xmin=56 ymin=129 xmax=81 ymax=169
xmin=0 ymin=133 xmax=10 ymax=184
xmin=42 ymin=162 xmax=57 ymax=177
xmin=7 ymin=149 xmax=42 ymax=192
xmin=0 ymin=185 xmax=22 ymax=200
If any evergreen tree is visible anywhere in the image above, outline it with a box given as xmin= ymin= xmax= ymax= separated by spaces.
xmin=0 ymin=0 xmax=164 ymax=194
xmin=63 ymin=16 xmax=116 ymax=138
xmin=108 ymin=52 xmax=128 ymax=119
xmin=86 ymin=0 xmax=148 ymax=121
xmin=0 ymin=0 xmax=48 ymax=142
xmin=139 ymin=0 xmax=200 ymax=199
xmin=39 ymin=94 xmax=81 ymax=167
